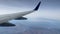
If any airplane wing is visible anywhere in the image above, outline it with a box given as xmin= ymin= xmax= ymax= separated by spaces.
xmin=0 ymin=1 xmax=41 ymax=27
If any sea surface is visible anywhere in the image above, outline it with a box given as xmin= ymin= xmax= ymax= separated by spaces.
xmin=0 ymin=18 xmax=60 ymax=34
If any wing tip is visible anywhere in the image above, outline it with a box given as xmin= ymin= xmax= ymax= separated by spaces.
xmin=34 ymin=1 xmax=41 ymax=11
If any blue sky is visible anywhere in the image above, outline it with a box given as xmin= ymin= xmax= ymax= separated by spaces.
xmin=0 ymin=0 xmax=60 ymax=20
xmin=0 ymin=0 xmax=60 ymax=34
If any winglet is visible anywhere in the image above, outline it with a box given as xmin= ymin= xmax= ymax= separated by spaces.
xmin=34 ymin=1 xmax=41 ymax=11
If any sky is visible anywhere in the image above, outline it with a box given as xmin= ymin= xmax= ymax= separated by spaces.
xmin=0 ymin=0 xmax=60 ymax=21
xmin=0 ymin=0 xmax=60 ymax=34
